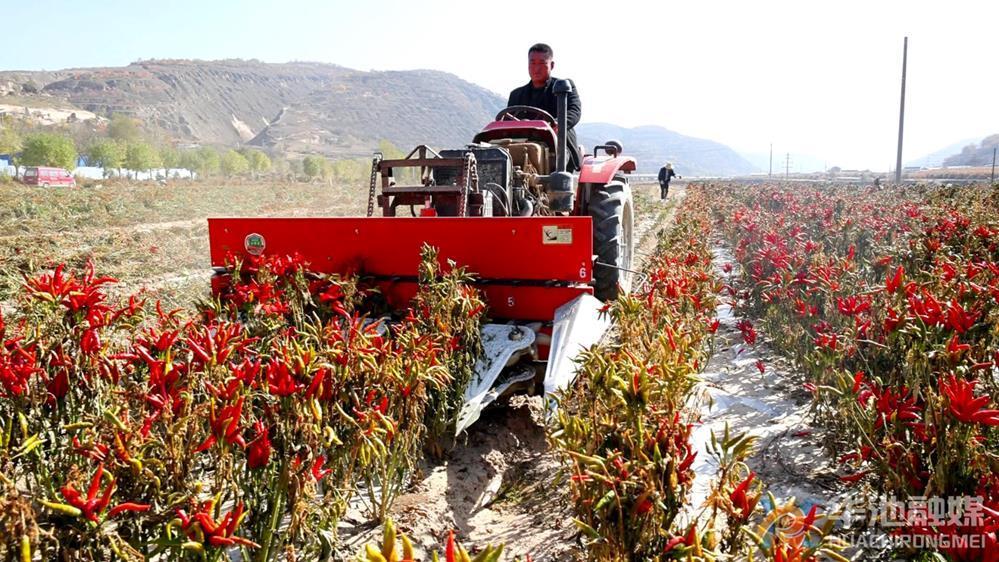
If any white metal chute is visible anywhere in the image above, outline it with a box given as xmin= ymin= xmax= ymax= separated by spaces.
xmin=454 ymin=324 xmax=535 ymax=435
xmin=543 ymin=294 xmax=611 ymax=397
xmin=452 ymin=294 xmax=609 ymax=435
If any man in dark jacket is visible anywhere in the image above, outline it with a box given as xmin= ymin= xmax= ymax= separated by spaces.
xmin=507 ymin=43 xmax=582 ymax=172
xmin=657 ymin=162 xmax=677 ymax=199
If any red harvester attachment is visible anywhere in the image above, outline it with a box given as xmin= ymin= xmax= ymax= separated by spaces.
xmin=209 ymin=80 xmax=637 ymax=433
xmin=209 ymin=216 xmax=594 ymax=322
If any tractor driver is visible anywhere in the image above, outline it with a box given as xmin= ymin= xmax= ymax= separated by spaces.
xmin=507 ymin=43 xmax=582 ymax=172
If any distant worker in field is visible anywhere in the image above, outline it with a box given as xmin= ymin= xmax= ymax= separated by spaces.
xmin=657 ymin=162 xmax=679 ymax=199
xmin=507 ymin=43 xmax=582 ymax=172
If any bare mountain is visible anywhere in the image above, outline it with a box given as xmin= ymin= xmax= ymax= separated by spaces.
xmin=247 ymin=69 xmax=505 ymax=158
xmin=0 ymin=60 xmax=503 ymax=156
xmin=577 ymin=123 xmax=758 ymax=177
xmin=941 ymin=135 xmax=999 ymax=167
xmin=1 ymin=60 xmax=752 ymax=175
xmin=1 ymin=60 xmax=359 ymax=144
xmin=906 ymin=136 xmax=984 ymax=169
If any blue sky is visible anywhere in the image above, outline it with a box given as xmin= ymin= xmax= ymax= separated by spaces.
xmin=2 ymin=0 xmax=997 ymax=171
xmin=2 ymin=0 xmax=376 ymax=70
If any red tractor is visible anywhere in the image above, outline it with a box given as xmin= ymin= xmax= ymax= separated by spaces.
xmin=209 ymin=81 xmax=637 ymax=432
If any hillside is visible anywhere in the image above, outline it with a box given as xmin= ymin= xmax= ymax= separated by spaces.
xmin=906 ymin=136 xmax=983 ymax=168
xmin=0 ymin=60 xmax=503 ymax=158
xmin=577 ymin=123 xmax=757 ymax=177
xmin=2 ymin=59 xmax=752 ymax=175
xmin=942 ymin=134 xmax=999 ymax=167
xmin=247 ymin=69 xmax=504 ymax=158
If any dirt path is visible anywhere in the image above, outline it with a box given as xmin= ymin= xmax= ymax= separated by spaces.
xmin=632 ymin=182 xmax=684 ymax=273
xmin=689 ymin=245 xmax=846 ymax=525
xmin=337 ymin=396 xmax=583 ymax=561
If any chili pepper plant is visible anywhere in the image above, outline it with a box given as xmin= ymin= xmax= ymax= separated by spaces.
xmin=704 ymin=182 xmax=999 ymax=560
xmin=0 ymin=244 xmax=484 ymax=560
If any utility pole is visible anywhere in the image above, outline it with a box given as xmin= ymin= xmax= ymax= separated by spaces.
xmin=769 ymin=143 xmax=773 ymax=179
xmin=785 ymin=153 xmax=791 ymax=179
xmin=895 ymin=36 xmax=908 ymax=184
xmin=992 ymin=146 xmax=997 ymax=185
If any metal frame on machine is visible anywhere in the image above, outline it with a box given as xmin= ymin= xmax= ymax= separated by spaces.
xmin=368 ymin=145 xmax=484 ymax=218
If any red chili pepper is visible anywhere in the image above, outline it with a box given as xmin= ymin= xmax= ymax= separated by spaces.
xmin=836 ymin=294 xmax=871 ymax=317
xmin=677 ymin=449 xmax=697 ymax=473
xmin=729 ymin=471 xmax=759 ymax=519
xmin=246 ymin=422 xmax=271 ymax=469
xmin=107 ymin=503 xmax=151 ymax=518
xmin=195 ymin=397 xmax=247 ymax=453
xmin=311 ymin=455 xmax=333 ymax=482
xmin=176 ymin=501 xmax=259 ymax=550
xmin=265 ymin=359 xmax=303 ymax=397
xmin=940 ymin=374 xmax=999 ymax=426
xmin=57 ymin=464 xmax=149 ymax=523
xmin=636 ymin=498 xmax=653 ymax=514
xmin=663 ymin=535 xmax=685 ymax=553
xmin=736 ymin=319 xmax=757 ymax=345
xmin=945 ymin=299 xmax=979 ymax=334
xmin=839 ymin=471 xmax=869 ymax=484
xmin=445 ymin=530 xmax=456 ymax=562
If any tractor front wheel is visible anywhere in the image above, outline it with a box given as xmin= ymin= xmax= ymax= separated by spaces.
xmin=589 ymin=180 xmax=634 ymax=301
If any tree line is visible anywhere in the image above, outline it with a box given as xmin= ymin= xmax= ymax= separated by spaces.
xmin=0 ymin=114 xmax=403 ymax=184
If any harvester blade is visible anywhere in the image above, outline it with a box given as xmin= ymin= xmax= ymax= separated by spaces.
xmin=454 ymin=324 xmax=535 ymax=435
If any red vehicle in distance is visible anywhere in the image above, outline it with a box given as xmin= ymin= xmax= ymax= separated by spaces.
xmin=21 ymin=166 xmax=77 ymax=187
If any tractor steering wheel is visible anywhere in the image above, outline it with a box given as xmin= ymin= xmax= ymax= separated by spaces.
xmin=494 ymin=106 xmax=556 ymax=125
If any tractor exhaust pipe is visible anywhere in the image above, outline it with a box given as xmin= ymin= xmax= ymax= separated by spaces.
xmin=555 ymin=80 xmax=569 ymax=173
xmin=547 ymin=79 xmax=576 ymax=213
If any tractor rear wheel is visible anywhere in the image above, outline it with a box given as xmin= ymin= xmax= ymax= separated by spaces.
xmin=589 ymin=180 xmax=634 ymax=301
